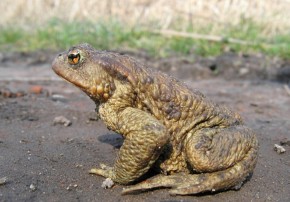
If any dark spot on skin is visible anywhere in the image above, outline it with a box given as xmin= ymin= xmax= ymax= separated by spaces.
xmin=160 ymin=94 xmax=171 ymax=102
xmin=227 ymin=138 xmax=235 ymax=153
xmin=185 ymin=98 xmax=193 ymax=107
xmin=198 ymin=174 xmax=207 ymax=183
xmin=218 ymin=172 xmax=225 ymax=180
xmin=116 ymin=73 xmax=128 ymax=81
xmin=100 ymin=57 xmax=132 ymax=82
xmin=182 ymin=94 xmax=189 ymax=101
xmin=170 ymin=111 xmax=181 ymax=120
xmin=164 ymin=107 xmax=172 ymax=114
xmin=195 ymin=142 xmax=203 ymax=150
xmin=143 ymin=123 xmax=164 ymax=132
xmin=141 ymin=76 xmax=154 ymax=85
xmin=146 ymin=76 xmax=154 ymax=84
xmin=194 ymin=90 xmax=205 ymax=98
xmin=162 ymin=102 xmax=181 ymax=120
xmin=159 ymin=84 xmax=171 ymax=102
xmin=110 ymin=82 xmax=116 ymax=91
xmin=224 ymin=147 xmax=230 ymax=159
xmin=195 ymin=134 xmax=211 ymax=150
xmin=219 ymin=148 xmax=226 ymax=158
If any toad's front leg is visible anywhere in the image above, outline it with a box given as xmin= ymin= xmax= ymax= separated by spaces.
xmin=90 ymin=106 xmax=169 ymax=184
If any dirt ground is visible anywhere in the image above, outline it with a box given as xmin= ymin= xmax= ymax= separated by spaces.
xmin=0 ymin=50 xmax=290 ymax=202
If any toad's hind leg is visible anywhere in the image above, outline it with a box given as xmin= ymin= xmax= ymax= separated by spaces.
xmin=122 ymin=125 xmax=258 ymax=195
xmin=172 ymin=125 xmax=258 ymax=195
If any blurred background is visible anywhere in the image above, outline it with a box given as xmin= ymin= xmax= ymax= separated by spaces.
xmin=1 ymin=0 xmax=290 ymax=58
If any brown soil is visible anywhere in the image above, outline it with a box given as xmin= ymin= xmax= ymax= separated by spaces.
xmin=0 ymin=50 xmax=290 ymax=202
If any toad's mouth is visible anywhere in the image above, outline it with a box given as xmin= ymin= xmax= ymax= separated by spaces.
xmin=52 ymin=55 xmax=89 ymax=91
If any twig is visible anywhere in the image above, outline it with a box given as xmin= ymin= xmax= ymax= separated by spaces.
xmin=150 ymin=29 xmax=257 ymax=46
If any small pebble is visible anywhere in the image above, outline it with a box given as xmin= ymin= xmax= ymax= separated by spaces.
xmin=66 ymin=183 xmax=78 ymax=190
xmin=30 ymin=85 xmax=43 ymax=94
xmin=1 ymin=89 xmax=13 ymax=98
xmin=239 ymin=67 xmax=249 ymax=75
xmin=30 ymin=184 xmax=37 ymax=191
xmin=51 ymin=94 xmax=67 ymax=102
xmin=15 ymin=91 xmax=25 ymax=97
xmin=274 ymin=144 xmax=286 ymax=154
xmin=101 ymin=178 xmax=114 ymax=189
xmin=0 ymin=177 xmax=7 ymax=185
xmin=53 ymin=116 xmax=72 ymax=127
xmin=0 ymin=89 xmax=25 ymax=98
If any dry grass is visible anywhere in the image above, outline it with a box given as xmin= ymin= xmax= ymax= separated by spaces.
xmin=1 ymin=0 xmax=290 ymax=36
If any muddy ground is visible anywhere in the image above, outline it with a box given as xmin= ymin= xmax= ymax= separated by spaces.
xmin=0 ymin=50 xmax=290 ymax=202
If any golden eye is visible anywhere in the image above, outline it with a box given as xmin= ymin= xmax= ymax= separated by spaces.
xmin=68 ymin=50 xmax=80 ymax=65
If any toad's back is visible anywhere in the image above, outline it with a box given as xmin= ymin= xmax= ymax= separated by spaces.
xmin=105 ymin=53 xmax=243 ymax=137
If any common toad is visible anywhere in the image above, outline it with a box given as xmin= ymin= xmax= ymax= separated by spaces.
xmin=52 ymin=44 xmax=258 ymax=195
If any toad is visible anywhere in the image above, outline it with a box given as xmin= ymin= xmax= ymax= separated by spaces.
xmin=52 ymin=43 xmax=258 ymax=195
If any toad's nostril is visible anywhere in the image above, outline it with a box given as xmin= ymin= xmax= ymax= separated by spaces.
xmin=58 ymin=53 xmax=62 ymax=57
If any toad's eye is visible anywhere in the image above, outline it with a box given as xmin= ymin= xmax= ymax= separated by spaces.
xmin=68 ymin=51 xmax=80 ymax=65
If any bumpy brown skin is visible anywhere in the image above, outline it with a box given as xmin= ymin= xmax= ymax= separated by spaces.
xmin=52 ymin=43 xmax=258 ymax=195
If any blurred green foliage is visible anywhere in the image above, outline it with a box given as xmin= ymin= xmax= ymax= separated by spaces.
xmin=0 ymin=19 xmax=289 ymax=58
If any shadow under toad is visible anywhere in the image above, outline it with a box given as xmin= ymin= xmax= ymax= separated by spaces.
xmin=98 ymin=133 xmax=123 ymax=149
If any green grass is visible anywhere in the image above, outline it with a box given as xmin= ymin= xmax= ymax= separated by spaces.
xmin=0 ymin=19 xmax=289 ymax=58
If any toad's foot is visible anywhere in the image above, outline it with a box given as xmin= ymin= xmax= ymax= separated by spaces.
xmin=122 ymin=173 xmax=205 ymax=195
xmin=122 ymin=170 xmax=250 ymax=196
xmin=89 ymin=164 xmax=113 ymax=178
